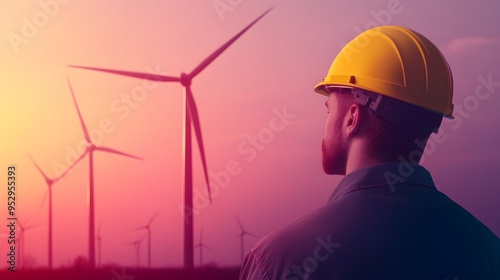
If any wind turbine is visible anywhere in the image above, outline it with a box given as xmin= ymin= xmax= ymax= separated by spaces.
xmin=67 ymin=79 xmax=143 ymax=269
xmin=194 ymin=228 xmax=211 ymax=267
xmin=237 ymin=217 xmax=257 ymax=264
xmin=29 ymin=154 xmax=85 ymax=269
xmin=18 ymin=220 xmax=40 ymax=269
xmin=136 ymin=212 xmax=159 ymax=268
xmin=126 ymin=235 xmax=145 ymax=268
xmin=68 ymin=8 xmax=273 ymax=269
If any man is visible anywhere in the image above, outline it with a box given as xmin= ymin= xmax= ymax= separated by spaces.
xmin=239 ymin=26 xmax=500 ymax=280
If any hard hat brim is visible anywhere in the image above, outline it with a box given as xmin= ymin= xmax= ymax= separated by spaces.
xmin=313 ymin=80 xmax=454 ymax=119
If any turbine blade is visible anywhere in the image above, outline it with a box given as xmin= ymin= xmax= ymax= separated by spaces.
xmin=236 ymin=217 xmax=244 ymax=231
xmin=188 ymin=7 xmax=273 ymax=78
xmin=203 ymin=244 xmax=212 ymax=252
xmin=97 ymin=221 xmax=102 ymax=236
xmin=38 ymin=189 xmax=49 ymax=210
xmin=53 ymin=150 xmax=88 ymax=183
xmin=95 ymin=146 xmax=143 ymax=160
xmin=67 ymin=77 xmax=91 ymax=143
xmin=244 ymin=231 xmax=258 ymax=238
xmin=68 ymin=65 xmax=180 ymax=82
xmin=186 ymin=87 xmax=212 ymax=203
xmin=28 ymin=155 xmax=50 ymax=182
xmin=19 ymin=217 xmax=30 ymax=229
xmin=25 ymin=224 xmax=41 ymax=231
xmin=148 ymin=212 xmax=160 ymax=226
xmin=135 ymin=226 xmax=148 ymax=231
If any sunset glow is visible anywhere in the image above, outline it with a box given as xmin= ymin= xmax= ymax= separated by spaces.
xmin=0 ymin=0 xmax=499 ymax=273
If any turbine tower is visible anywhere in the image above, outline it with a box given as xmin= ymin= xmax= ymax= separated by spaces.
xmin=29 ymin=154 xmax=85 ymax=269
xmin=237 ymin=217 xmax=257 ymax=264
xmin=194 ymin=229 xmax=211 ymax=267
xmin=136 ymin=212 xmax=159 ymax=268
xmin=96 ymin=222 xmax=102 ymax=268
xmin=67 ymin=79 xmax=143 ymax=269
xmin=68 ymin=8 xmax=272 ymax=269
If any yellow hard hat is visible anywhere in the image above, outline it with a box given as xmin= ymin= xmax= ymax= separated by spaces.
xmin=314 ymin=25 xmax=454 ymax=118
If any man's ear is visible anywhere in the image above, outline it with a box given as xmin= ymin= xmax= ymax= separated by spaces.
xmin=345 ymin=103 xmax=363 ymax=137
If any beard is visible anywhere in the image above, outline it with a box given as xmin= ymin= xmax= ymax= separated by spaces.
xmin=322 ymin=134 xmax=347 ymax=175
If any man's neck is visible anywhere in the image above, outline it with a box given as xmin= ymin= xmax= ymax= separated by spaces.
xmin=345 ymin=157 xmax=386 ymax=175
xmin=344 ymin=141 xmax=393 ymax=175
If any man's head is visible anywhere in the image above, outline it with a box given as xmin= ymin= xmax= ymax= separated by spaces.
xmin=321 ymin=88 xmax=443 ymax=175
xmin=315 ymin=26 xmax=454 ymax=175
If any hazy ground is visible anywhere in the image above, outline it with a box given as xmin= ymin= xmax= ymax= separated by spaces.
xmin=0 ymin=266 xmax=241 ymax=280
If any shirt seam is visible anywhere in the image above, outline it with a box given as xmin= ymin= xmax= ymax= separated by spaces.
xmin=329 ymin=182 xmax=437 ymax=204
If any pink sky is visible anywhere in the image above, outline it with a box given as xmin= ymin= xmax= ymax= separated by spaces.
xmin=0 ymin=0 xmax=499 ymax=269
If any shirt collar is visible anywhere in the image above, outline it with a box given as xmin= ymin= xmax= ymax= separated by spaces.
xmin=328 ymin=162 xmax=437 ymax=204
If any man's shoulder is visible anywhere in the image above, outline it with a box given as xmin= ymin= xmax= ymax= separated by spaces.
xmin=248 ymin=208 xmax=341 ymax=267
xmin=242 ymin=187 xmax=500 ymax=280
xmin=242 ymin=208 xmax=345 ymax=280
xmin=253 ymin=206 xmax=332 ymax=249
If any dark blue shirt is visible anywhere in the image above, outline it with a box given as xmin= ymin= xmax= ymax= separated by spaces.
xmin=240 ymin=163 xmax=500 ymax=280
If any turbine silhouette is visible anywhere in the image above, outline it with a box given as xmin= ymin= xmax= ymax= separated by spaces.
xmin=18 ymin=219 xmax=40 ymax=269
xmin=67 ymin=78 xmax=143 ymax=269
xmin=194 ymin=228 xmax=211 ymax=267
xmin=127 ymin=235 xmax=146 ymax=268
xmin=237 ymin=217 xmax=257 ymax=264
xmin=68 ymin=8 xmax=272 ymax=268
xmin=136 ymin=212 xmax=159 ymax=268
xmin=29 ymin=154 xmax=85 ymax=269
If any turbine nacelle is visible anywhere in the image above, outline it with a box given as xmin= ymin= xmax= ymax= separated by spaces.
xmin=180 ymin=73 xmax=191 ymax=87
xmin=45 ymin=178 xmax=54 ymax=186
xmin=87 ymin=142 xmax=96 ymax=151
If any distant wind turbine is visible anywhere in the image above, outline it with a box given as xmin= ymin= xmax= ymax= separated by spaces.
xmin=18 ymin=220 xmax=40 ymax=269
xmin=68 ymin=7 xmax=272 ymax=269
xmin=237 ymin=217 xmax=257 ymax=264
xmin=127 ymin=235 xmax=145 ymax=268
xmin=29 ymin=154 xmax=85 ymax=269
xmin=67 ymin=79 xmax=143 ymax=269
xmin=136 ymin=212 xmax=159 ymax=268
xmin=194 ymin=228 xmax=211 ymax=267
